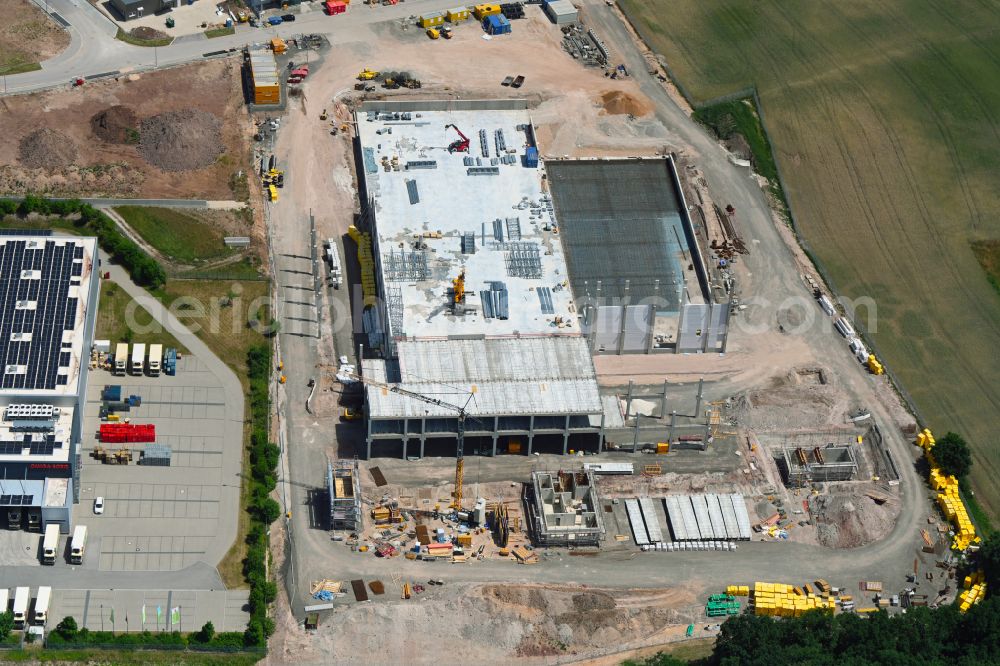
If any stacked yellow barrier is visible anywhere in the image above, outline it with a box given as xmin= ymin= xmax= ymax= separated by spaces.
xmin=752 ymin=582 xmax=835 ymax=617
xmin=347 ymin=225 xmax=377 ymax=308
xmin=959 ymin=572 xmax=987 ymax=613
xmin=867 ymin=354 xmax=884 ymax=375
xmin=726 ymin=585 xmax=750 ymax=596
xmin=917 ymin=428 xmax=979 ymax=552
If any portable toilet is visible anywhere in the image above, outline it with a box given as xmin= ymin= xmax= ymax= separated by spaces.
xmin=446 ymin=6 xmax=470 ymax=22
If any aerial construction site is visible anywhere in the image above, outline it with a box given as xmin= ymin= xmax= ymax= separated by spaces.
xmin=0 ymin=0 xmax=988 ymax=660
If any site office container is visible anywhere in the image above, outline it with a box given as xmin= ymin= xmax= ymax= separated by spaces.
xmin=114 ymin=343 xmax=129 ymax=375
xmin=70 ymin=525 xmax=88 ymax=564
xmin=446 ymin=7 xmax=470 ymax=21
xmin=42 ymin=523 xmax=59 ymax=565
xmin=12 ymin=587 xmax=29 ymax=628
xmin=419 ymin=12 xmax=445 ymax=27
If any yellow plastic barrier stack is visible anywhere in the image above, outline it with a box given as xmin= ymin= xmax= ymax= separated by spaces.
xmin=959 ymin=572 xmax=987 ymax=613
xmin=752 ymin=582 xmax=835 ymax=617
xmin=347 ymin=225 xmax=377 ymax=308
xmin=726 ymin=585 xmax=750 ymax=596
xmin=866 ymin=354 xmax=884 ymax=375
xmin=917 ymin=428 xmax=980 ymax=553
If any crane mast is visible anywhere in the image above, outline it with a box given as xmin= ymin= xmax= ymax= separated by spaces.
xmin=347 ymin=372 xmax=470 ymax=509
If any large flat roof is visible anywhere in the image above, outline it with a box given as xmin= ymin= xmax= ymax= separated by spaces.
xmin=0 ymin=402 xmax=74 ymax=463
xmin=363 ymin=337 xmax=602 ymax=418
xmin=356 ymin=108 xmax=578 ymax=341
xmin=0 ymin=236 xmax=97 ymax=397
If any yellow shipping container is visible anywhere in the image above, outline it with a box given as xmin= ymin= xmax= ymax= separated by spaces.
xmin=473 ymin=3 xmax=501 ymax=19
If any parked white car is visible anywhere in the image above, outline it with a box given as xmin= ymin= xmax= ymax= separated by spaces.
xmin=94 ymin=497 xmax=105 ymax=515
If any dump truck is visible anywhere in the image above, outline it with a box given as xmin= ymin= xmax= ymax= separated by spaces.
xmin=114 ymin=343 xmax=129 ymax=375
xmin=70 ymin=525 xmax=88 ymax=564
xmin=33 ymin=586 xmax=51 ymax=625
xmin=12 ymin=587 xmax=29 ymax=628
xmin=148 ymin=344 xmax=163 ymax=376
xmin=131 ymin=343 xmax=146 ymax=375
xmin=427 ymin=28 xmax=440 ymax=39
xmin=42 ymin=524 xmax=59 ymax=565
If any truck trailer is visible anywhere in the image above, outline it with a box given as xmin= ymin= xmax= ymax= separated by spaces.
xmin=70 ymin=525 xmax=88 ymax=564
xmin=148 ymin=344 xmax=163 ymax=376
xmin=12 ymin=587 xmax=29 ymax=628
xmin=33 ymin=586 xmax=51 ymax=625
xmin=41 ymin=524 xmax=60 ymax=565
xmin=131 ymin=343 xmax=146 ymax=375
xmin=115 ymin=343 xmax=129 ymax=375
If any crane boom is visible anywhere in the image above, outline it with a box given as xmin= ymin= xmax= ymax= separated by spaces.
xmin=347 ymin=371 xmax=469 ymax=508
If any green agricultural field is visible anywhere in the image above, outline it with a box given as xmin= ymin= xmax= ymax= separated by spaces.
xmin=620 ymin=0 xmax=1000 ymax=519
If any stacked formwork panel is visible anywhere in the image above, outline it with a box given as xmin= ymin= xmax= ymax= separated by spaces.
xmin=638 ymin=497 xmax=663 ymax=543
xmin=691 ymin=495 xmax=714 ymax=540
xmin=730 ymin=494 xmax=752 ymax=540
xmin=328 ymin=459 xmax=362 ymax=531
xmin=625 ymin=498 xmax=649 ymax=546
xmin=718 ymin=493 xmax=740 ymax=540
xmin=664 ymin=496 xmax=689 ymax=541
xmin=705 ymin=494 xmax=727 ymax=540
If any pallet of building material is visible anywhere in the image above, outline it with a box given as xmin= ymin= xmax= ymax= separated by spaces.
xmin=511 ymin=546 xmax=539 ymax=564
xmin=369 ymin=580 xmax=385 ymax=595
xmin=310 ymin=579 xmax=343 ymax=595
xmin=351 ymin=579 xmax=369 ymax=602
xmin=369 ymin=466 xmax=388 ymax=487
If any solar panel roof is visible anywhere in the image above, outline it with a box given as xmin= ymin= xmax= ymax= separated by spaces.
xmin=0 ymin=240 xmax=83 ymax=391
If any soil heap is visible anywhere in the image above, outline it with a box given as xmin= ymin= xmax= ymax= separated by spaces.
xmin=91 ymin=105 xmax=139 ymax=144
xmin=599 ymin=90 xmax=652 ymax=116
xmin=18 ymin=129 xmax=78 ymax=169
xmin=138 ymin=109 xmax=224 ymax=172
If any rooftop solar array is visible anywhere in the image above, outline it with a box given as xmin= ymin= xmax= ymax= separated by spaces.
xmin=0 ymin=239 xmax=83 ymax=391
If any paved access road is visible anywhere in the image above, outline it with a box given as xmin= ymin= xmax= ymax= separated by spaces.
xmin=6 ymin=0 xmax=465 ymax=95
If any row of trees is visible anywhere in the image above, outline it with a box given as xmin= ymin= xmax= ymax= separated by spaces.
xmin=47 ymin=616 xmax=245 ymax=651
xmin=242 ymin=343 xmax=279 ymax=647
xmin=0 ymin=196 xmax=166 ymax=289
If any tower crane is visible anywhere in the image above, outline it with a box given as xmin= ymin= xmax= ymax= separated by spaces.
xmin=347 ymin=372 xmax=474 ymax=509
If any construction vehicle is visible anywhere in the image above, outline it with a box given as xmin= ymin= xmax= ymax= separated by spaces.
xmin=70 ymin=525 xmax=88 ymax=564
xmin=320 ymin=109 xmax=329 ymax=120
xmin=358 ymin=68 xmax=379 ymax=80
xmin=345 ymin=371 xmax=474 ymax=509
xmin=41 ymin=524 xmax=59 ymax=565
xmin=452 ymin=268 xmax=466 ymax=305
xmin=237 ymin=10 xmax=249 ymax=22
xmin=427 ymin=28 xmax=440 ymax=39
xmin=445 ymin=124 xmax=470 ymax=153
xmin=342 ymin=407 xmax=362 ymax=421
xmin=511 ymin=75 xmax=525 ymax=88
xmin=441 ymin=26 xmax=453 ymax=39
xmin=404 ymin=78 xmax=423 ymax=89
xmin=114 ymin=343 xmax=128 ymax=375
xmin=33 ymin=586 xmax=51 ymax=626
xmin=382 ymin=78 xmax=400 ymax=89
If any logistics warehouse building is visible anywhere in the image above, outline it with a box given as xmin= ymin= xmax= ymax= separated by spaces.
xmin=0 ymin=234 xmax=100 ymax=532
xmin=353 ymin=101 xmax=605 ymax=459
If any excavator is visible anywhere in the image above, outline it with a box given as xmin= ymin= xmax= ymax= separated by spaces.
xmin=445 ymin=123 xmax=470 ymax=153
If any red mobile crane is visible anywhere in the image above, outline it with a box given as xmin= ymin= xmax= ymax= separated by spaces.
xmin=445 ymin=124 xmax=470 ymax=153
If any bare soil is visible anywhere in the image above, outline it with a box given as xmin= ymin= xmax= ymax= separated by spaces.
xmin=91 ymin=105 xmax=139 ymax=144
xmin=18 ymin=129 xmax=78 ymax=169
xmin=0 ymin=0 xmax=69 ymax=70
xmin=0 ymin=59 xmax=251 ymax=199
xmin=138 ymin=109 xmax=224 ymax=172
xmin=599 ymin=90 xmax=652 ymax=116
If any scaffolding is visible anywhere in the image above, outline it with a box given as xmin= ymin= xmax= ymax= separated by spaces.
xmin=384 ymin=248 xmax=430 ymax=282
xmin=387 ymin=285 xmax=404 ymax=339
xmin=328 ymin=458 xmax=362 ymax=531
xmin=504 ymin=242 xmax=543 ymax=278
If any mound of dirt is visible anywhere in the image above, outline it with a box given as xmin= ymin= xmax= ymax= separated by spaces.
xmin=811 ymin=492 xmax=897 ymax=548
xmin=18 ymin=129 xmax=78 ymax=169
xmin=138 ymin=109 xmax=224 ymax=172
xmin=91 ymin=106 xmax=139 ymax=144
xmin=599 ymin=90 xmax=652 ymax=116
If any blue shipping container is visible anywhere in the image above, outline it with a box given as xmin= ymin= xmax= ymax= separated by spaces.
xmin=485 ymin=14 xmax=511 ymax=34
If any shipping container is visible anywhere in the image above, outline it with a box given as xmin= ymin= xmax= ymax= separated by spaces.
xmin=148 ymin=344 xmax=163 ymax=375
xmin=473 ymin=3 xmax=501 ymax=20
xmin=70 ymin=525 xmax=88 ymax=564
xmin=42 ymin=524 xmax=59 ymax=565
xmin=524 ymin=146 xmax=539 ymax=168
xmin=114 ymin=343 xmax=129 ymax=375
xmin=817 ymin=294 xmax=835 ymax=316
xmin=131 ymin=343 xmax=146 ymax=375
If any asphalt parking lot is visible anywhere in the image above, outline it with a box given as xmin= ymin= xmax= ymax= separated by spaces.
xmin=75 ymin=354 xmax=239 ymax=573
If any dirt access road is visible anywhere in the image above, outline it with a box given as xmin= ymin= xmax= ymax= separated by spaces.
xmin=261 ymin=3 xmax=932 ymax=662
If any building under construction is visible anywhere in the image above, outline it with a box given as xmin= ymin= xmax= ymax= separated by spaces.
xmin=525 ymin=469 xmax=604 ymax=547
xmin=327 ymin=459 xmax=362 ymax=531
xmin=781 ymin=444 xmax=859 ymax=485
